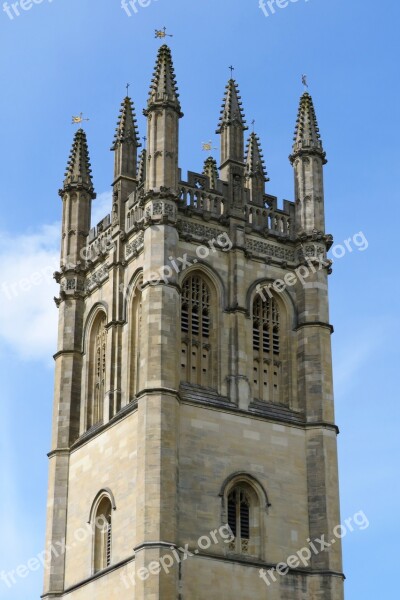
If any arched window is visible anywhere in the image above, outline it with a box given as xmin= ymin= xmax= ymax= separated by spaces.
xmin=252 ymin=294 xmax=281 ymax=403
xmin=128 ymin=285 xmax=142 ymax=400
xmin=221 ymin=475 xmax=268 ymax=559
xmin=93 ymin=496 xmax=112 ymax=573
xmin=87 ymin=314 xmax=107 ymax=429
xmin=228 ymin=487 xmax=251 ymax=554
xmin=181 ymin=274 xmax=212 ymax=387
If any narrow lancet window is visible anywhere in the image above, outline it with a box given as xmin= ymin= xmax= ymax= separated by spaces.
xmin=181 ymin=275 xmax=212 ymax=386
xmin=253 ymin=295 xmax=281 ymax=403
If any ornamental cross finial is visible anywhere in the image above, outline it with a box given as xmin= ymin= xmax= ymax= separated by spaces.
xmin=155 ymin=27 xmax=173 ymax=39
xmin=126 ymin=83 xmax=130 ymax=96
xmin=229 ymin=65 xmax=235 ymax=78
xmin=302 ymin=74 xmax=309 ymax=89
xmin=71 ymin=112 xmax=89 ymax=126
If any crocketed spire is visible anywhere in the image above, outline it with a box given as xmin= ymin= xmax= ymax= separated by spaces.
xmin=111 ymin=96 xmax=141 ymax=150
xmin=216 ymin=79 xmax=248 ymax=133
xmin=145 ymin=44 xmax=183 ymax=116
xmin=290 ymin=92 xmax=326 ymax=164
xmin=245 ymin=132 xmax=269 ymax=182
xmin=63 ymin=128 xmax=95 ymax=195
xmin=137 ymin=148 xmax=147 ymax=186
xmin=203 ymin=156 xmax=219 ymax=189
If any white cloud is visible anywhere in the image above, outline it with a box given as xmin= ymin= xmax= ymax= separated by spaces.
xmin=0 ymin=224 xmax=59 ymax=363
xmin=0 ymin=192 xmax=112 ymax=364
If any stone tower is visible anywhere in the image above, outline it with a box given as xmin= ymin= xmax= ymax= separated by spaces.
xmin=43 ymin=45 xmax=344 ymax=599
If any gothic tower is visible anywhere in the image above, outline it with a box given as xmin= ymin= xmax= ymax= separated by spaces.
xmin=43 ymin=45 xmax=344 ymax=599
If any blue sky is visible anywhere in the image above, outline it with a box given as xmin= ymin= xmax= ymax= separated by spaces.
xmin=0 ymin=0 xmax=399 ymax=598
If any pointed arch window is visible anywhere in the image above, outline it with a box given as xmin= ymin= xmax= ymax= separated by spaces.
xmin=181 ymin=274 xmax=212 ymax=387
xmin=221 ymin=475 xmax=268 ymax=559
xmin=87 ymin=314 xmax=107 ymax=429
xmin=228 ymin=487 xmax=251 ymax=554
xmin=253 ymin=295 xmax=281 ymax=403
xmin=129 ymin=286 xmax=143 ymax=400
xmin=93 ymin=496 xmax=112 ymax=573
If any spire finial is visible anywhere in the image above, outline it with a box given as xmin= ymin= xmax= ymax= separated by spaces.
xmin=290 ymin=92 xmax=326 ymax=164
xmin=126 ymin=82 xmax=130 ymax=96
xmin=216 ymin=78 xmax=248 ymax=133
xmin=245 ymin=131 xmax=269 ymax=182
xmin=302 ymin=74 xmax=308 ymax=90
xmin=229 ymin=65 xmax=235 ymax=78
xmin=63 ymin=128 xmax=95 ymax=196
xmin=145 ymin=44 xmax=183 ymax=116
xmin=203 ymin=155 xmax=219 ymax=190
xmin=111 ymin=96 xmax=141 ymax=150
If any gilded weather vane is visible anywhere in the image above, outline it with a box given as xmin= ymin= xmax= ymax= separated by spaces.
xmin=202 ymin=140 xmax=217 ymax=154
xmin=71 ymin=112 xmax=89 ymax=126
xmin=155 ymin=27 xmax=173 ymax=39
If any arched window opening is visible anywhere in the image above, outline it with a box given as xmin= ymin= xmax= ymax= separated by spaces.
xmin=87 ymin=314 xmax=107 ymax=429
xmin=181 ymin=275 xmax=212 ymax=387
xmin=93 ymin=497 xmax=112 ymax=573
xmin=228 ymin=487 xmax=251 ymax=554
xmin=253 ymin=295 xmax=281 ymax=403
xmin=129 ymin=287 xmax=142 ymax=400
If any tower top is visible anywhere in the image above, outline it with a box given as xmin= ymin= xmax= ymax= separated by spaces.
xmin=290 ymin=92 xmax=326 ymax=164
xmin=145 ymin=44 xmax=183 ymax=116
xmin=62 ymin=128 xmax=95 ymax=196
xmin=245 ymin=131 xmax=269 ymax=182
xmin=216 ymin=78 xmax=248 ymax=134
xmin=111 ymin=96 xmax=141 ymax=151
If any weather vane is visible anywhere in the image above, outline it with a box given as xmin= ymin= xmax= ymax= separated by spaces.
xmin=71 ymin=113 xmax=89 ymax=126
xmin=155 ymin=27 xmax=173 ymax=39
xmin=302 ymin=74 xmax=309 ymax=89
xmin=229 ymin=65 xmax=235 ymax=78
xmin=202 ymin=140 xmax=217 ymax=154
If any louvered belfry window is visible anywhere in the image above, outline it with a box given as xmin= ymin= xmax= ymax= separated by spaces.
xmin=94 ymin=497 xmax=112 ymax=573
xmin=181 ymin=275 xmax=211 ymax=386
xmin=87 ymin=315 xmax=107 ymax=429
xmin=227 ymin=488 xmax=251 ymax=554
xmin=252 ymin=295 xmax=281 ymax=403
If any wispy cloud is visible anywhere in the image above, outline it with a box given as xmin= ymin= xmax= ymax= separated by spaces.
xmin=333 ymin=317 xmax=389 ymax=397
xmin=0 ymin=192 xmax=111 ymax=364
xmin=0 ymin=224 xmax=59 ymax=363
